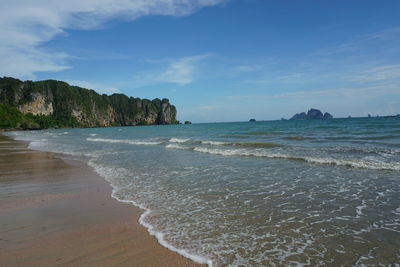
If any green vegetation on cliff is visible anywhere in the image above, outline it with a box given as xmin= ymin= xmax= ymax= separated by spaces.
xmin=0 ymin=104 xmax=34 ymax=129
xmin=0 ymin=77 xmax=178 ymax=130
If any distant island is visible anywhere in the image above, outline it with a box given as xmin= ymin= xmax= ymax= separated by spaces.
xmin=0 ymin=77 xmax=179 ymax=130
xmin=290 ymin=108 xmax=333 ymax=120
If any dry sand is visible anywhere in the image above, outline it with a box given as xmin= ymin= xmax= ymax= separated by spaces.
xmin=0 ymin=133 xmax=202 ymax=267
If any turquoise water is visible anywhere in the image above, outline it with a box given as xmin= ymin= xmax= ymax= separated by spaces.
xmin=8 ymin=117 xmax=400 ymax=266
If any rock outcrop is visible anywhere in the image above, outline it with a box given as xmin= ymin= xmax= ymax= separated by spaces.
xmin=323 ymin=112 xmax=333 ymax=119
xmin=18 ymin=93 xmax=54 ymax=116
xmin=290 ymin=112 xmax=307 ymax=120
xmin=0 ymin=77 xmax=178 ymax=129
xmin=290 ymin=108 xmax=333 ymax=120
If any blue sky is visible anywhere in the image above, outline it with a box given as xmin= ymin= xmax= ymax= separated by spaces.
xmin=1 ymin=0 xmax=400 ymax=122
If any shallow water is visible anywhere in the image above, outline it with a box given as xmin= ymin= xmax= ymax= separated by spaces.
xmin=8 ymin=117 xmax=400 ymax=266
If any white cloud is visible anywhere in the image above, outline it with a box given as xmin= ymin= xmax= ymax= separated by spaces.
xmin=226 ymin=83 xmax=400 ymax=102
xmin=110 ymin=54 xmax=209 ymax=88
xmin=277 ymin=72 xmax=312 ymax=82
xmin=222 ymin=83 xmax=400 ymax=120
xmin=158 ymin=55 xmax=208 ymax=85
xmin=197 ymin=105 xmax=218 ymax=110
xmin=348 ymin=65 xmax=400 ymax=83
xmin=0 ymin=48 xmax=70 ymax=79
xmin=0 ymin=0 xmax=227 ymax=79
xmin=313 ymin=27 xmax=400 ymax=57
xmin=273 ymin=84 xmax=400 ymax=99
xmin=234 ymin=64 xmax=263 ymax=73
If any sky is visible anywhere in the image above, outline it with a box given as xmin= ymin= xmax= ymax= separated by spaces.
xmin=1 ymin=0 xmax=400 ymax=122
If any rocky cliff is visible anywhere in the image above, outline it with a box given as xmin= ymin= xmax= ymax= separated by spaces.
xmin=0 ymin=77 xmax=178 ymax=129
xmin=290 ymin=109 xmax=333 ymax=120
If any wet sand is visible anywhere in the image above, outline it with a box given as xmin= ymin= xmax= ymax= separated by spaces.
xmin=0 ymin=133 xmax=201 ymax=266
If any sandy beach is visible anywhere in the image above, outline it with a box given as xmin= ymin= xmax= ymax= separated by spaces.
xmin=0 ymin=133 xmax=201 ymax=267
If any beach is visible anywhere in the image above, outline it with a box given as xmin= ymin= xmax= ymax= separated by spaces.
xmin=0 ymin=133 xmax=201 ymax=266
xmin=3 ymin=118 xmax=400 ymax=266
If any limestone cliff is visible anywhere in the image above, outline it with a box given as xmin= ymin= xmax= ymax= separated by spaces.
xmin=0 ymin=77 xmax=178 ymax=129
xmin=18 ymin=93 xmax=54 ymax=116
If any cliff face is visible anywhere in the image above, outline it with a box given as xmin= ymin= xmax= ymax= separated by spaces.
xmin=18 ymin=93 xmax=54 ymax=116
xmin=0 ymin=77 xmax=178 ymax=129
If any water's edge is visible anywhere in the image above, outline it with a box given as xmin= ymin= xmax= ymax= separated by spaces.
xmin=5 ymin=118 xmax=399 ymax=266
xmin=87 ymin=160 xmax=213 ymax=266
xmin=4 ymin=133 xmax=213 ymax=267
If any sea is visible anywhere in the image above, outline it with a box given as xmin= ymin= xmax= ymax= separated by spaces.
xmin=7 ymin=117 xmax=400 ymax=266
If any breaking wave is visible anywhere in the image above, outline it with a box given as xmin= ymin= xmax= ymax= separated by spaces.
xmin=190 ymin=147 xmax=400 ymax=171
xmin=87 ymin=138 xmax=163 ymax=146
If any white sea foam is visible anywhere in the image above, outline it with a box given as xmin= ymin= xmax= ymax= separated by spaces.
xmin=5 ymin=122 xmax=400 ymax=266
xmin=87 ymin=160 xmax=214 ymax=267
xmin=394 ymin=207 xmax=400 ymax=216
xmin=89 ymin=133 xmax=98 ymax=136
xmin=169 ymin=137 xmax=191 ymax=143
xmin=191 ymin=147 xmax=400 ymax=171
xmin=168 ymin=138 xmax=227 ymax=146
xmin=87 ymin=137 xmax=162 ymax=146
xmin=201 ymin=140 xmax=227 ymax=146
xmin=166 ymin=144 xmax=192 ymax=150
xmin=356 ymin=200 xmax=367 ymax=217
xmin=303 ymin=156 xmax=400 ymax=171
xmin=27 ymin=139 xmax=49 ymax=149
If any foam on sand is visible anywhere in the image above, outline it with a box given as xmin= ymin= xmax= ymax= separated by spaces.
xmin=87 ymin=160 xmax=214 ymax=267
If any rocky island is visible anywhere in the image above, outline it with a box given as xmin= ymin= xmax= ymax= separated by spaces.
xmin=0 ymin=77 xmax=178 ymax=130
xmin=290 ymin=108 xmax=333 ymax=120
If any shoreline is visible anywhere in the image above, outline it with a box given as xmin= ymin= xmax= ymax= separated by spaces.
xmin=93 ymin=163 xmax=214 ymax=267
xmin=0 ymin=133 xmax=202 ymax=266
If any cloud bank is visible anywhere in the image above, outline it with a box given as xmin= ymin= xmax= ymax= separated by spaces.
xmin=0 ymin=0 xmax=226 ymax=79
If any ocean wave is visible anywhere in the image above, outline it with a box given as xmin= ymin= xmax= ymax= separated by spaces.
xmin=87 ymin=160 xmax=214 ymax=267
xmin=325 ymin=135 xmax=400 ymax=141
xmin=315 ymin=125 xmax=340 ymax=129
xmin=220 ymin=134 xmax=249 ymax=139
xmin=169 ymin=137 xmax=191 ymax=143
xmin=232 ymin=141 xmax=283 ymax=148
xmin=166 ymin=144 xmax=193 ymax=150
xmin=303 ymin=157 xmax=400 ymax=171
xmin=322 ymin=146 xmax=400 ymax=156
xmin=201 ymin=140 xmax=227 ymax=146
xmin=326 ymin=134 xmax=400 ymax=141
xmin=191 ymin=147 xmax=400 ymax=171
xmin=169 ymin=138 xmax=238 ymax=146
xmin=168 ymin=138 xmax=282 ymax=148
xmin=358 ymin=135 xmax=400 ymax=140
xmin=200 ymin=140 xmax=282 ymax=148
xmin=283 ymin=136 xmax=316 ymax=141
xmin=325 ymin=136 xmax=352 ymax=141
xmin=43 ymin=131 xmax=69 ymax=136
xmin=87 ymin=137 xmax=162 ymax=146
xmin=246 ymin=130 xmax=287 ymax=135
